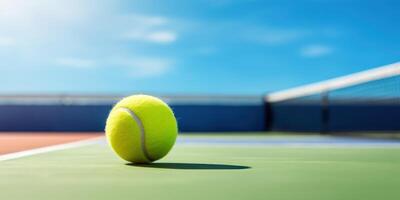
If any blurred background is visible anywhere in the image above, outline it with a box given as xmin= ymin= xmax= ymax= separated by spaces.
xmin=0 ymin=0 xmax=399 ymax=95
xmin=0 ymin=0 xmax=399 ymax=133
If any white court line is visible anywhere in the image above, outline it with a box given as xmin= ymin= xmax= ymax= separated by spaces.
xmin=177 ymin=143 xmax=400 ymax=148
xmin=0 ymin=136 xmax=104 ymax=162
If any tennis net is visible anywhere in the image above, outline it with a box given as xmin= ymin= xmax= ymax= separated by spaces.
xmin=265 ymin=62 xmax=400 ymax=132
xmin=266 ymin=62 xmax=400 ymax=105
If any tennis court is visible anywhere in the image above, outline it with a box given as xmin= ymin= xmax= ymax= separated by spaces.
xmin=1 ymin=62 xmax=400 ymax=200
xmin=1 ymin=1 xmax=400 ymax=199
xmin=2 ymin=133 xmax=400 ymax=200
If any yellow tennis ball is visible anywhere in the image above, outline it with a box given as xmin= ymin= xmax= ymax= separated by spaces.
xmin=105 ymin=95 xmax=178 ymax=163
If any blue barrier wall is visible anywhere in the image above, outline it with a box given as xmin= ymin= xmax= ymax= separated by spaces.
xmin=173 ymin=105 xmax=265 ymax=132
xmin=269 ymin=104 xmax=323 ymax=132
xmin=2 ymin=102 xmax=399 ymax=133
xmin=329 ymin=104 xmax=400 ymax=132
xmin=0 ymin=104 xmax=266 ymax=132
xmin=268 ymin=103 xmax=400 ymax=132
xmin=0 ymin=105 xmax=112 ymax=132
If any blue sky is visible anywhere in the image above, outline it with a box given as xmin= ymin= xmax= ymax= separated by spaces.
xmin=0 ymin=0 xmax=399 ymax=95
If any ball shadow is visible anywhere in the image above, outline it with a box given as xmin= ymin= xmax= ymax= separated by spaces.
xmin=126 ymin=162 xmax=250 ymax=170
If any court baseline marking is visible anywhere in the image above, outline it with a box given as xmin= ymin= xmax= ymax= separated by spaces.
xmin=2 ymin=135 xmax=400 ymax=162
xmin=0 ymin=136 xmax=103 ymax=162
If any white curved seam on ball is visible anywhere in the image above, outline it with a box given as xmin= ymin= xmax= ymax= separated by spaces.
xmin=119 ymin=107 xmax=153 ymax=162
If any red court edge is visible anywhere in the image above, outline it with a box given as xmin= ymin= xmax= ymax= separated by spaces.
xmin=0 ymin=132 xmax=103 ymax=155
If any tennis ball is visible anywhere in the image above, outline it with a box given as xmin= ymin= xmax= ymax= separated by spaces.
xmin=105 ymin=95 xmax=178 ymax=164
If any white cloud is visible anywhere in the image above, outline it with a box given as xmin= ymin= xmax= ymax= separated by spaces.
xmin=55 ymin=56 xmax=174 ymax=78
xmin=121 ymin=15 xmax=178 ymax=44
xmin=300 ymin=44 xmax=333 ymax=58
xmin=111 ymin=57 xmax=173 ymax=78
xmin=129 ymin=15 xmax=168 ymax=26
xmin=56 ymin=58 xmax=97 ymax=69
xmin=124 ymin=30 xmax=177 ymax=44
xmin=146 ymin=31 xmax=177 ymax=43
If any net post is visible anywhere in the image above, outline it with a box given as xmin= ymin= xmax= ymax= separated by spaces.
xmin=264 ymin=100 xmax=273 ymax=131
xmin=321 ymin=91 xmax=330 ymax=134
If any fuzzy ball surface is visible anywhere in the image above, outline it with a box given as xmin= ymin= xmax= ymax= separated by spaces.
xmin=106 ymin=95 xmax=178 ymax=163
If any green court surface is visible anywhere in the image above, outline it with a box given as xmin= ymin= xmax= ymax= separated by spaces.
xmin=1 ymin=133 xmax=400 ymax=200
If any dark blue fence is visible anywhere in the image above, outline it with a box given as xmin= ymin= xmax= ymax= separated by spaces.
xmin=267 ymin=103 xmax=400 ymax=132
xmin=173 ymin=105 xmax=265 ymax=132
xmin=0 ymin=103 xmax=266 ymax=132
xmin=1 ymin=99 xmax=399 ymax=133
xmin=0 ymin=105 xmax=112 ymax=132
xmin=329 ymin=104 xmax=400 ymax=132
xmin=269 ymin=104 xmax=322 ymax=132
